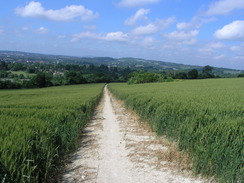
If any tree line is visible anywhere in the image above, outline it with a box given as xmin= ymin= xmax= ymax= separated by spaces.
xmin=127 ymin=65 xmax=217 ymax=84
xmin=0 ymin=61 xmax=132 ymax=89
xmin=174 ymin=65 xmax=215 ymax=79
xmin=0 ymin=60 xmax=240 ymax=89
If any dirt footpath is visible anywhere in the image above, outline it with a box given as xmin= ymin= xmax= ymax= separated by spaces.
xmin=61 ymin=86 xmax=206 ymax=183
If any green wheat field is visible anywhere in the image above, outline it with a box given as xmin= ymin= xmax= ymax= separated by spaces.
xmin=109 ymin=78 xmax=244 ymax=182
xmin=0 ymin=84 xmax=104 ymax=182
xmin=0 ymin=78 xmax=243 ymax=182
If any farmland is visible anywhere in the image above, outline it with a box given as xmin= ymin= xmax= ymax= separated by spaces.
xmin=0 ymin=84 xmax=104 ymax=182
xmin=108 ymin=78 xmax=244 ymax=182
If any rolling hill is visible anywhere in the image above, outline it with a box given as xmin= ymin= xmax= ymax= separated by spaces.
xmin=0 ymin=50 xmax=243 ymax=77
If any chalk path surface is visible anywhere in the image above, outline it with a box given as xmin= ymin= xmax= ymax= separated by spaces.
xmin=62 ymin=86 xmax=206 ymax=183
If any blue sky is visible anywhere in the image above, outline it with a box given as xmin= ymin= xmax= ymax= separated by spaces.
xmin=0 ymin=0 xmax=243 ymax=70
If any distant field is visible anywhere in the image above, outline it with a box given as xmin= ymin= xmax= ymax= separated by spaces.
xmin=109 ymin=78 xmax=244 ymax=182
xmin=0 ymin=84 xmax=104 ymax=182
xmin=10 ymin=71 xmax=36 ymax=77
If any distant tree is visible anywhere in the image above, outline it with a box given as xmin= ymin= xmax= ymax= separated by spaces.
xmin=65 ymin=71 xmax=86 ymax=85
xmin=8 ymin=73 xmax=15 ymax=78
xmin=203 ymin=65 xmax=213 ymax=73
xmin=202 ymin=65 xmax=214 ymax=78
xmin=88 ymin=64 xmax=95 ymax=71
xmin=111 ymin=67 xmax=118 ymax=72
xmin=26 ymin=66 xmax=37 ymax=73
xmin=175 ymin=72 xmax=188 ymax=79
xmin=9 ymin=63 xmax=26 ymax=71
xmin=92 ymin=72 xmax=111 ymax=83
xmin=18 ymin=74 xmax=25 ymax=79
xmin=127 ymin=71 xmax=162 ymax=84
xmin=99 ymin=64 xmax=109 ymax=71
xmin=188 ymin=69 xmax=199 ymax=79
xmin=0 ymin=80 xmax=21 ymax=89
xmin=0 ymin=71 xmax=8 ymax=78
xmin=28 ymin=72 xmax=53 ymax=88
xmin=0 ymin=61 xmax=8 ymax=70
xmin=237 ymin=74 xmax=244 ymax=77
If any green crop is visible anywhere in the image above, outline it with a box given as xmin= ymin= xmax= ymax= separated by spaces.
xmin=0 ymin=84 xmax=104 ymax=182
xmin=108 ymin=78 xmax=244 ymax=182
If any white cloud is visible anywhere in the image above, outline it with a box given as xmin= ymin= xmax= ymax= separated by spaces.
xmin=72 ymin=31 xmax=128 ymax=42
xmin=15 ymin=1 xmax=98 ymax=22
xmin=230 ymin=45 xmax=242 ymax=51
xmin=156 ymin=17 xmax=176 ymax=29
xmin=199 ymin=42 xmax=225 ymax=53
xmin=164 ymin=30 xmax=199 ymax=45
xmin=165 ymin=30 xmax=199 ymax=40
xmin=142 ymin=37 xmax=156 ymax=46
xmin=132 ymin=24 xmax=157 ymax=35
xmin=118 ymin=0 xmax=160 ymax=7
xmin=104 ymin=32 xmax=128 ymax=42
xmin=209 ymin=42 xmax=225 ymax=49
xmin=206 ymin=0 xmax=244 ymax=16
xmin=214 ymin=20 xmax=244 ymax=41
xmin=176 ymin=17 xmax=216 ymax=31
xmin=229 ymin=43 xmax=244 ymax=54
xmin=71 ymin=32 xmax=100 ymax=42
xmin=125 ymin=8 xmax=150 ymax=26
xmin=35 ymin=26 xmax=48 ymax=34
xmin=213 ymin=54 xmax=226 ymax=60
xmin=131 ymin=17 xmax=175 ymax=35
xmin=177 ymin=22 xmax=192 ymax=30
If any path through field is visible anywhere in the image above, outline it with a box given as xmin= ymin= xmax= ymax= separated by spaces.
xmin=62 ymin=86 xmax=206 ymax=183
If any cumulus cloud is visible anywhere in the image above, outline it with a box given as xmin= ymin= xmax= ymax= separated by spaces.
xmin=35 ymin=26 xmax=48 ymax=34
xmin=132 ymin=24 xmax=157 ymax=35
xmin=164 ymin=30 xmax=199 ymax=45
xmin=71 ymin=32 xmax=100 ymax=42
xmin=165 ymin=30 xmax=199 ymax=40
xmin=177 ymin=22 xmax=192 ymax=30
xmin=118 ymin=0 xmax=160 ymax=7
xmin=104 ymin=32 xmax=128 ymax=41
xmin=125 ymin=8 xmax=150 ymax=26
xmin=15 ymin=1 xmax=98 ymax=22
xmin=213 ymin=54 xmax=226 ymax=60
xmin=229 ymin=43 xmax=244 ymax=55
xmin=176 ymin=16 xmax=216 ymax=31
xmin=206 ymin=0 xmax=244 ymax=16
xmin=156 ymin=17 xmax=176 ymax=29
xmin=230 ymin=45 xmax=242 ymax=51
xmin=72 ymin=31 xmax=128 ymax=42
xmin=209 ymin=42 xmax=225 ymax=49
xmin=199 ymin=42 xmax=225 ymax=53
xmin=131 ymin=17 xmax=175 ymax=35
xmin=214 ymin=20 xmax=244 ymax=41
xmin=142 ymin=37 xmax=156 ymax=46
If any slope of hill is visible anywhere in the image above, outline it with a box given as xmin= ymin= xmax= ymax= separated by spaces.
xmin=0 ymin=50 xmax=243 ymax=77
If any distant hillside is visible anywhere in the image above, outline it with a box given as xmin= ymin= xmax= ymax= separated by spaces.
xmin=0 ymin=50 xmax=243 ymax=77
